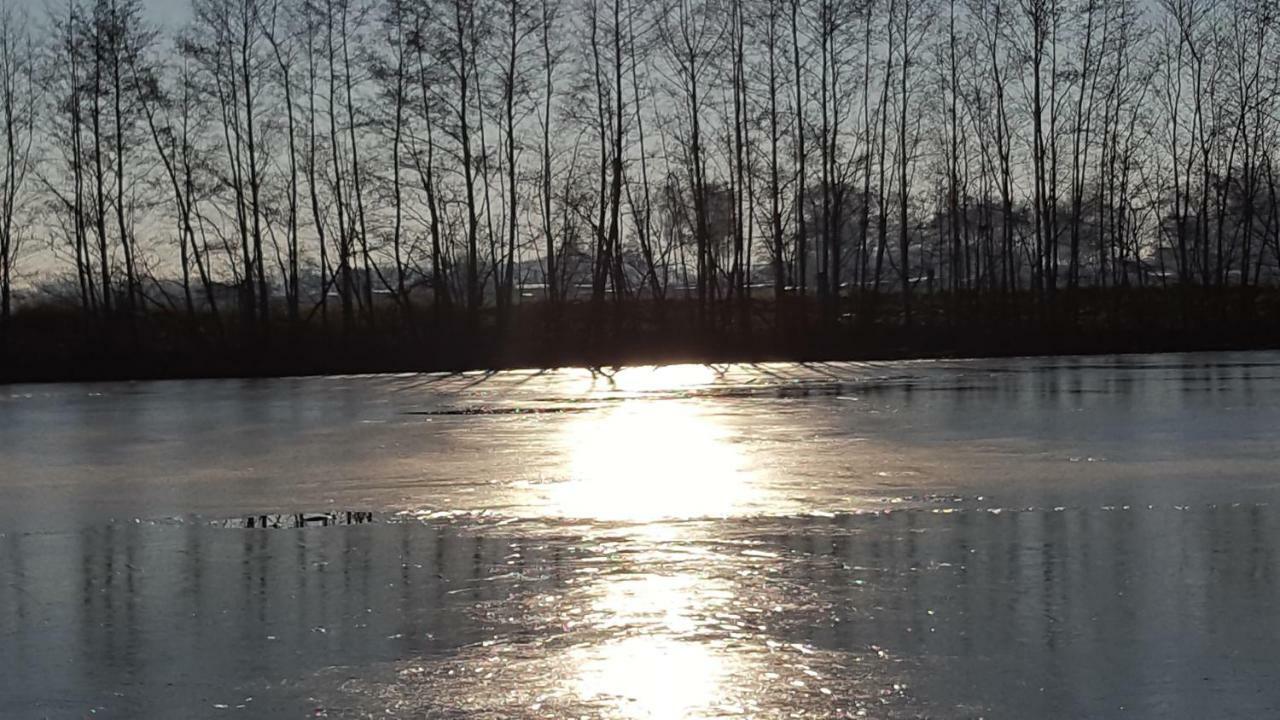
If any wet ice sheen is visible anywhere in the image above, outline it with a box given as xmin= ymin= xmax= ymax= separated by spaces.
xmin=2 ymin=352 xmax=1280 ymax=718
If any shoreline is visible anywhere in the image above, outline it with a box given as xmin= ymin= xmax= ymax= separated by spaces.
xmin=3 ymin=326 xmax=1276 ymax=385
xmin=3 ymin=287 xmax=1278 ymax=384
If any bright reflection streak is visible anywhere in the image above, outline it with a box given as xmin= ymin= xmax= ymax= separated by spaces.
xmin=544 ymin=367 xmax=763 ymax=715
xmin=552 ymin=391 xmax=754 ymax=714
xmin=590 ymin=568 xmax=730 ymax=633
xmin=522 ymin=363 xmax=717 ymax=402
xmin=604 ymin=364 xmax=718 ymax=394
xmin=548 ymin=399 xmax=757 ymax=522
xmin=572 ymin=564 xmax=739 ymax=717
xmin=572 ymin=636 xmax=728 ymax=718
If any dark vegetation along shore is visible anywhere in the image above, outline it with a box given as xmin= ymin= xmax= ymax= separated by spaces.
xmin=3 ymin=286 xmax=1277 ymax=383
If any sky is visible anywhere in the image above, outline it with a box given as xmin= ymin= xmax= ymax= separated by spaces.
xmin=18 ymin=0 xmax=191 ymax=32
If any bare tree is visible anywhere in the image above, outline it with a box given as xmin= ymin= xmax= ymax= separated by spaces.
xmin=0 ymin=5 xmax=37 ymax=341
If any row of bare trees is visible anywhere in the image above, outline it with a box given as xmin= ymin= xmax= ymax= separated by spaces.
xmin=4 ymin=0 xmax=1280 ymax=341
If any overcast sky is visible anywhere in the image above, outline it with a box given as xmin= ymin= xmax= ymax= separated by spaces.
xmin=18 ymin=0 xmax=191 ymax=33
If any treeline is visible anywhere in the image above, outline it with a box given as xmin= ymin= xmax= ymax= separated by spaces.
xmin=2 ymin=0 xmax=1280 ymax=349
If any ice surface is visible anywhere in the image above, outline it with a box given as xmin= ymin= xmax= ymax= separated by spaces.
xmin=2 ymin=352 xmax=1279 ymax=717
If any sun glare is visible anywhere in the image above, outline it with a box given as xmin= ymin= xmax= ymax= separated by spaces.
xmin=511 ymin=366 xmax=770 ymax=715
xmin=572 ymin=635 xmax=728 ymax=718
xmin=604 ymin=364 xmax=719 ymax=394
xmin=570 ymin=568 xmax=740 ymax=718
xmin=547 ymin=399 xmax=757 ymax=522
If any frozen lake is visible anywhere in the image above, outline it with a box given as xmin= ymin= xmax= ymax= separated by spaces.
xmin=2 ymin=353 xmax=1280 ymax=718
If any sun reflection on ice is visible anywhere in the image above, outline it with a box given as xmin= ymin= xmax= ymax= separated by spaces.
xmin=545 ymin=385 xmax=761 ymax=714
xmin=571 ymin=635 xmax=730 ymax=718
xmin=348 ymin=364 xmax=895 ymax=719
xmin=548 ymin=363 xmax=720 ymax=397
xmin=548 ymin=399 xmax=760 ymax=522
xmin=549 ymin=394 xmax=760 ymax=715
xmin=571 ymin=562 xmax=740 ymax=717
xmin=604 ymin=364 xmax=719 ymax=394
